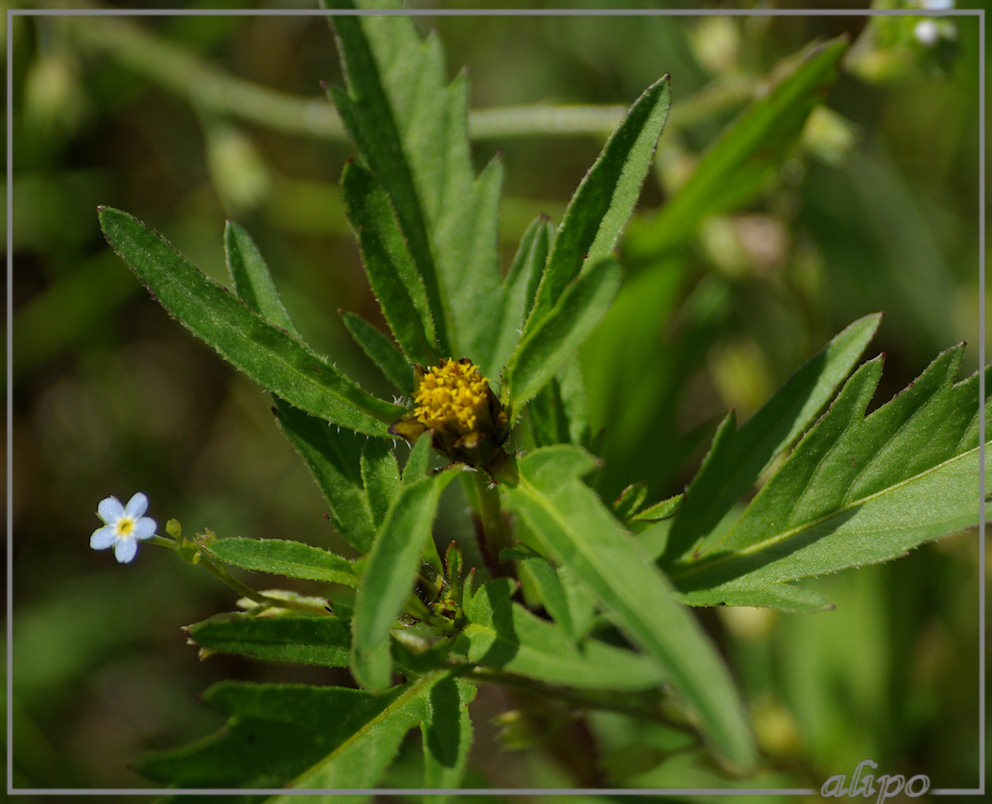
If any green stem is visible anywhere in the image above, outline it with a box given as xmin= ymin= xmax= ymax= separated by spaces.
xmin=59 ymin=13 xmax=756 ymax=143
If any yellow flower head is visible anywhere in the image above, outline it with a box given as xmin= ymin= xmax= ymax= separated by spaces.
xmin=413 ymin=358 xmax=492 ymax=435
xmin=390 ymin=357 xmax=509 ymax=467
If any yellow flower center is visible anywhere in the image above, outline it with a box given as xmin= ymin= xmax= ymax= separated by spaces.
xmin=116 ymin=518 xmax=135 ymax=536
xmin=414 ymin=359 xmax=491 ymax=435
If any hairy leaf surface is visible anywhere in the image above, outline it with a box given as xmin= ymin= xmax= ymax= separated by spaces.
xmin=139 ymin=673 xmax=459 ymax=793
xmin=351 ymin=469 xmax=459 ymax=690
xmin=529 ymin=74 xmax=671 ymax=321
xmin=206 ymin=538 xmax=358 ymax=586
xmin=273 ymin=400 xmax=377 ymax=553
xmin=223 ymin=220 xmax=298 ymax=336
xmin=340 ymin=310 xmax=415 ymax=394
xmin=504 ymin=257 xmax=621 ymax=414
xmin=461 ymin=579 xmax=665 ymax=690
xmin=99 ymin=207 xmax=402 ymax=435
xmin=501 ymin=447 xmax=756 ymax=771
xmin=663 ymin=313 xmax=882 ymax=563
xmin=327 ymin=0 xmax=504 ymax=370
xmin=672 ymin=347 xmax=990 ymax=606
xmin=421 ymin=677 xmax=476 ymax=801
xmin=185 ymin=613 xmax=352 ymax=667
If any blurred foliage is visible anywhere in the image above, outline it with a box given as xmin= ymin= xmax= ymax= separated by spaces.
xmin=8 ymin=0 xmax=984 ymax=796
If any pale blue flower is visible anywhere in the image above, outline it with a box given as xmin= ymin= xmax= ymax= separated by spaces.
xmin=91 ymin=492 xmax=157 ymax=563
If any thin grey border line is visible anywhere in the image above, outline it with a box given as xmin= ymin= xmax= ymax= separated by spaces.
xmin=5 ymin=7 xmax=976 ymax=16
xmin=5 ymin=5 xmax=985 ymax=799
xmin=7 ymin=788 xmax=824 ymax=797
xmin=5 ymin=4 xmax=14 ymax=800
xmin=976 ymin=5 xmax=987 ymax=797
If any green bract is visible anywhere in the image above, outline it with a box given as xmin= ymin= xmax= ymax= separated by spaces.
xmin=97 ymin=0 xmax=986 ymax=794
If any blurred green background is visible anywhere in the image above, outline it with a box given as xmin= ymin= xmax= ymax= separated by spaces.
xmin=7 ymin=1 xmax=986 ymax=798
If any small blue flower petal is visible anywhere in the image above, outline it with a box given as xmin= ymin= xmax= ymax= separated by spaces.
xmin=124 ymin=492 xmax=149 ymax=519
xmin=134 ymin=516 xmax=157 ymax=540
xmin=98 ymin=496 xmax=125 ymax=524
xmin=114 ymin=537 xmax=139 ymax=564
xmin=90 ymin=525 xmax=117 ymax=550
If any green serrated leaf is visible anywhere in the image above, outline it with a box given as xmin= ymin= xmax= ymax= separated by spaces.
xmin=205 ymin=537 xmax=358 ymax=586
xmin=462 ymin=579 xmax=664 ymax=691
xmin=340 ymin=310 xmax=415 ymax=395
xmin=529 ymin=74 xmax=672 ymax=321
xmin=403 ymin=432 xmax=433 ymax=484
xmin=340 ymin=161 xmax=439 ymax=366
xmin=635 ymin=493 xmax=685 ymax=523
xmin=351 ymin=6 xmax=504 ymax=371
xmin=504 ymin=257 xmax=622 ymax=415
xmin=527 ymin=379 xmax=571 ymax=448
xmin=628 ymin=36 xmax=849 ymax=258
xmin=512 ymin=552 xmax=576 ymax=640
xmin=558 ymin=358 xmax=592 ymax=447
xmin=675 ymin=584 xmax=834 ymax=613
xmin=492 ymin=215 xmax=554 ymax=374
xmin=361 ymin=437 xmax=402 ymax=528
xmin=276 ymin=670 xmax=460 ymax=796
xmin=325 ymin=7 xmax=452 ymax=355
xmin=99 ymin=207 xmax=402 ymax=436
xmin=673 ymin=348 xmax=990 ymax=604
xmin=421 ymin=677 xmax=476 ymax=802
xmin=351 ymin=469 xmax=460 ymax=690
xmin=185 ymin=612 xmax=352 ymax=667
xmin=613 ymin=483 xmax=649 ymax=521
xmin=500 ymin=448 xmax=757 ymax=772
xmin=140 ymin=674 xmax=452 ymax=795
xmin=663 ymin=313 xmax=882 ymax=564
xmin=136 ymin=715 xmax=335 ymax=788
xmin=273 ymin=399 xmax=377 ymax=553
xmin=223 ymin=220 xmax=298 ymax=336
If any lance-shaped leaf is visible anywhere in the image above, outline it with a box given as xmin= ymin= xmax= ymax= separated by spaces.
xmin=328 ymin=0 xmax=507 ymax=367
xmin=627 ymin=36 xmax=849 ymax=258
xmin=224 ymin=220 xmax=298 ymax=336
xmin=185 ymin=612 xmax=352 ymax=668
xmin=421 ymin=677 xmax=476 ymax=802
xmin=361 ymin=437 xmax=402 ymax=529
xmin=340 ymin=160 xmax=439 ymax=366
xmin=502 ymin=548 xmax=578 ymax=640
xmin=662 ymin=313 xmax=882 ymax=564
xmin=529 ymin=74 xmax=671 ymax=321
xmin=99 ymin=206 xmax=402 ymax=436
xmin=671 ymin=346 xmax=991 ymax=606
xmin=492 ymin=215 xmax=554 ymax=374
xmin=138 ymin=672 xmax=458 ymax=792
xmin=500 ymin=447 xmax=757 ymax=772
xmin=503 ymin=257 xmax=621 ymax=415
xmin=325 ymin=4 xmax=451 ymax=355
xmin=350 ymin=1 xmax=505 ymax=373
xmin=221 ymin=229 xmax=380 ymax=554
xmin=273 ymin=399 xmax=376 ymax=553
xmin=402 ymin=432 xmax=434 ymax=483
xmin=460 ymin=579 xmax=666 ymax=691
xmin=351 ymin=469 xmax=460 ymax=690
xmin=340 ymin=310 xmax=414 ymax=394
xmin=205 ymin=538 xmax=359 ymax=587
xmin=278 ymin=670 xmax=460 ymax=796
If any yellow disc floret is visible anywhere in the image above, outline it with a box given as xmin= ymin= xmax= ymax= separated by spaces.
xmin=414 ymin=359 xmax=491 ymax=434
